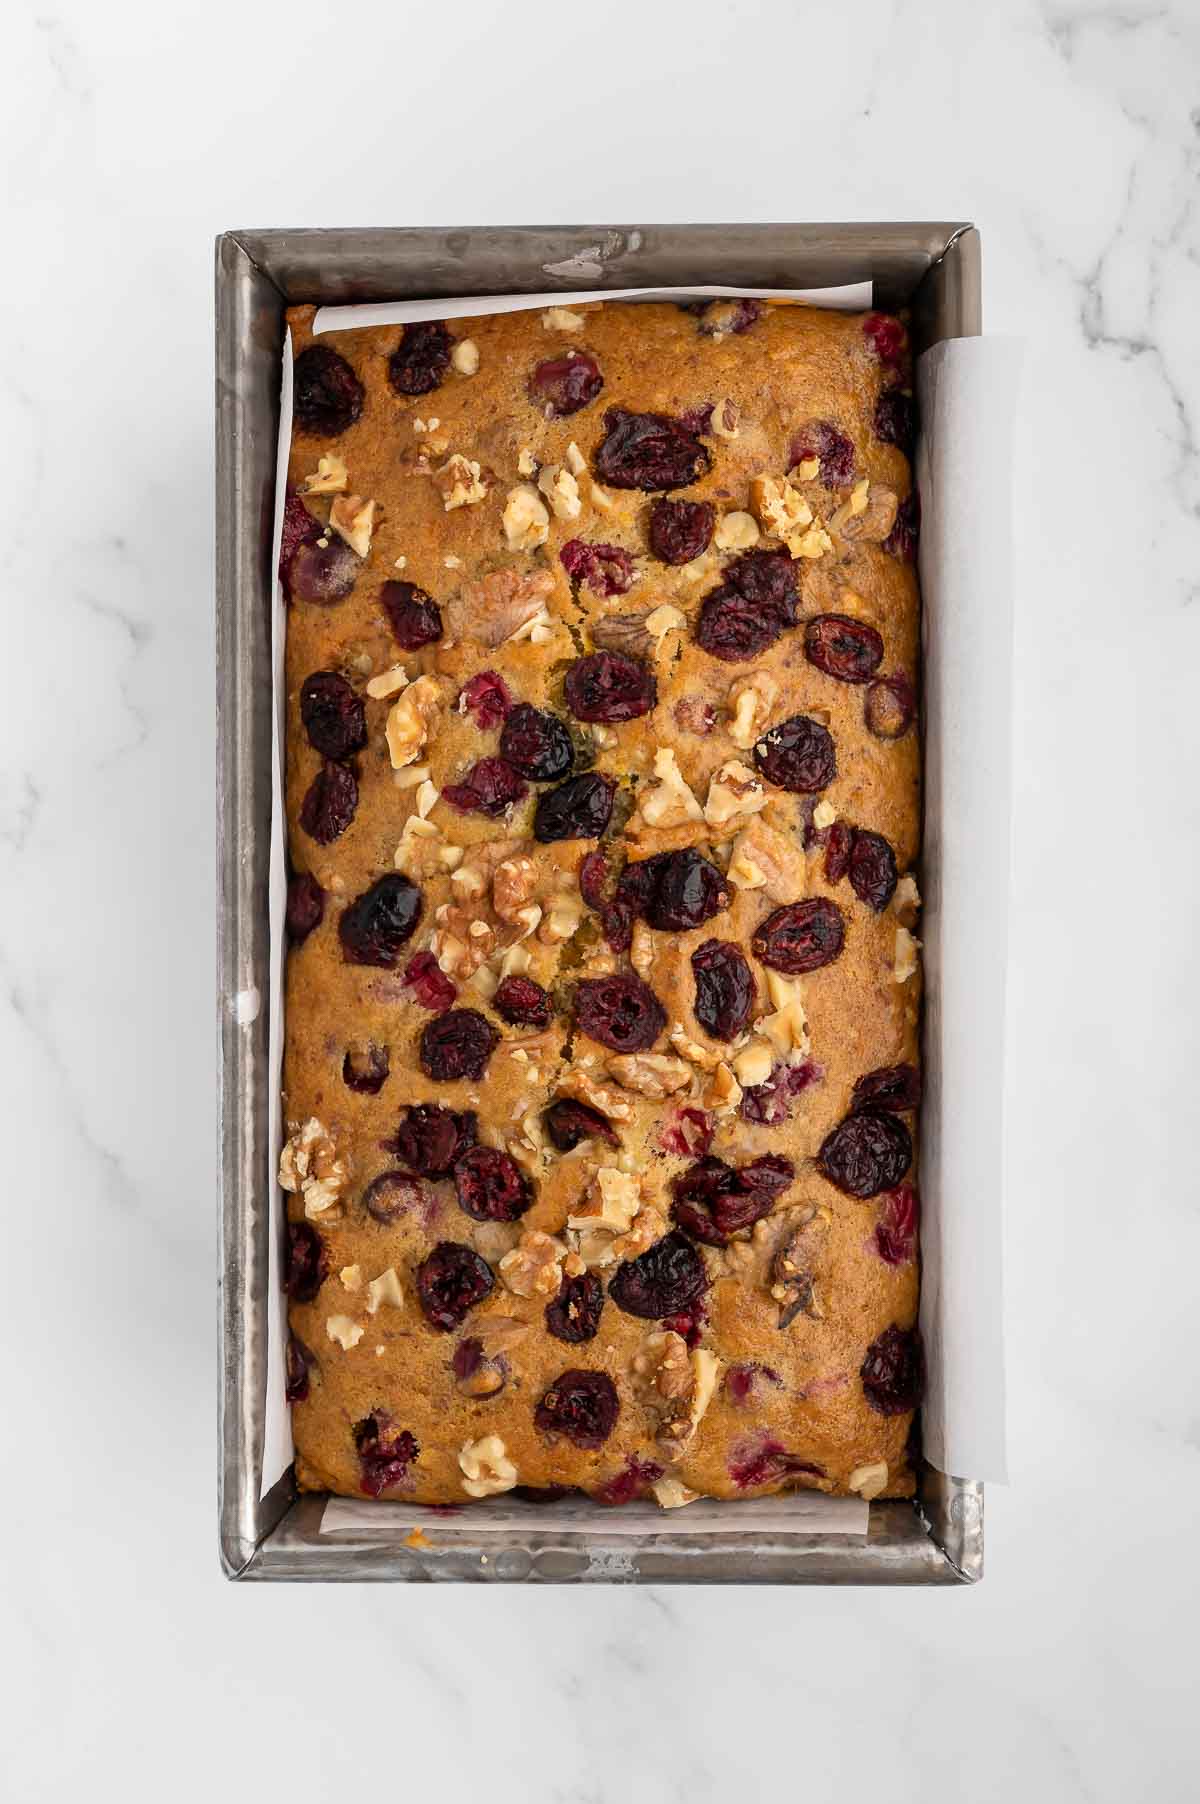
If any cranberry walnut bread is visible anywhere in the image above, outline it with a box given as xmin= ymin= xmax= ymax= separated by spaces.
xmin=279 ymin=298 xmax=923 ymax=1510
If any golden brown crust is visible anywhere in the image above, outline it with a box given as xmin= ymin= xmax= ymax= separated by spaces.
xmin=280 ymin=299 xmax=921 ymax=1508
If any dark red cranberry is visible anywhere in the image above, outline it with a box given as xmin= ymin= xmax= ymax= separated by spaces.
xmin=848 ymin=829 xmax=898 ymax=911
xmin=695 ymin=586 xmax=781 ymax=661
xmin=609 ymin=1230 xmax=706 ymax=1320
xmin=529 ymin=351 xmax=604 ymax=418
xmin=382 ymin=580 xmax=442 ymax=649
xmin=860 ymin=1324 xmax=924 ymax=1414
xmin=575 ymin=973 xmax=666 ymax=1052
xmin=403 ymin=950 xmax=456 ymax=1012
xmin=630 ymin=848 xmax=731 ymax=932
xmin=285 ymin=536 xmax=361 ymax=605
xmin=565 ymin=651 xmax=656 ymax=723
xmin=740 ymin=1058 xmax=822 ymax=1125
xmin=874 ymin=387 xmax=915 ymax=452
xmin=361 ymin=1169 xmax=428 ymax=1224
xmin=299 ymin=760 xmax=358 ymax=844
xmin=339 ymin=873 xmax=422 ymax=966
xmin=443 ymin=757 xmax=528 ymax=817
xmin=534 ymin=772 xmax=615 ymax=842
xmin=865 ymin=674 xmax=916 ymax=739
xmin=818 ymin=1110 xmax=912 ymax=1198
xmin=874 ymin=1185 xmax=919 ymax=1265
xmin=649 ymin=497 xmax=715 ymax=565
xmin=390 ymin=1104 xmax=477 ymax=1176
xmin=454 ymin=1146 xmax=532 ymax=1222
xmin=419 ymin=1008 xmax=498 ymax=1082
xmin=691 ymin=940 xmax=754 ymax=1041
xmin=280 ymin=489 xmax=320 ymax=594
xmin=342 ymin=1042 xmax=389 ymax=1093
xmin=593 ymin=407 xmax=712 ymax=492
xmin=460 ymin=670 xmax=514 ymax=729
xmin=671 ymin=1154 xmax=793 ymax=1246
xmin=354 ymin=1416 xmax=420 ymax=1494
xmin=753 ymin=714 xmax=836 ymax=793
xmin=884 ymin=492 xmax=920 ymax=561
xmin=285 ymin=1221 xmax=325 ymax=1302
xmin=593 ymin=1456 xmax=664 ymax=1506
xmin=729 ymin=1435 xmax=825 ymax=1490
xmin=534 ymin=1369 xmax=619 ymax=1447
xmin=863 ymin=312 xmax=907 ymax=367
xmin=578 ymin=848 xmax=612 ymax=910
xmin=853 ymin=1064 xmax=921 ymax=1114
xmin=661 ymin=1294 xmax=708 ymax=1348
xmin=493 ymin=974 xmax=553 ymax=1028
xmin=559 ymin=538 xmax=636 ymax=597
xmin=451 ymin=1338 xmax=483 ymax=1379
xmin=724 ymin=1362 xmax=782 ymax=1406
xmin=698 ymin=297 xmax=763 ymax=335
xmin=285 ymin=1333 xmax=316 ymax=1403
xmin=286 ymin=870 xmax=325 ymax=943
xmin=675 ymin=696 xmax=717 ymax=735
xmin=545 ymin=1272 xmax=605 ymax=1344
xmin=658 ymin=1106 xmax=714 ymax=1157
xmin=300 ymin=670 xmax=367 ymax=760
xmin=726 ymin=549 xmax=800 ymax=617
xmin=499 ymin=704 xmax=573 ymax=781
xmin=824 ymin=821 xmax=853 ymax=883
xmin=789 ymin=420 xmax=856 ymax=488
xmin=293 ymin=345 xmax=364 ymax=436
xmin=388 ymin=321 xmax=452 ymax=396
xmin=416 ymin=1241 xmax=494 ymax=1331
xmin=542 ymin=1097 xmax=619 ymax=1151
xmin=752 ymin=899 xmax=844 ymax=973
xmin=804 ymin=614 xmax=884 ymax=684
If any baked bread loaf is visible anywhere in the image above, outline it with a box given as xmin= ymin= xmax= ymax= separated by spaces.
xmin=279 ymin=297 xmax=923 ymax=1510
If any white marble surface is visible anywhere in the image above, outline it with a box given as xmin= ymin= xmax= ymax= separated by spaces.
xmin=3 ymin=0 xmax=1199 ymax=1796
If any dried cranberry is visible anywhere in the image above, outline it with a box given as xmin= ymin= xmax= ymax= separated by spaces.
xmin=884 ymin=492 xmax=920 ymax=561
xmin=382 ymin=580 xmax=442 ymax=649
xmin=342 ymin=1042 xmax=389 ymax=1093
xmin=625 ymin=847 xmax=731 ymax=933
xmin=608 ymin=1230 xmax=707 ymax=1320
xmin=564 ymin=651 xmax=656 ymax=723
xmin=285 ymin=536 xmax=361 ymax=605
xmin=453 ymin=1146 xmax=532 ymax=1223
xmin=874 ymin=1185 xmax=919 ymax=1265
xmin=649 ymin=498 xmax=715 ymax=565
xmin=593 ymin=407 xmax=711 ymax=492
xmin=848 ymin=829 xmax=898 ymax=911
xmin=860 ymin=1325 xmax=923 ymax=1414
xmin=416 ymin=1241 xmax=494 ymax=1331
xmin=285 ymin=1333 xmax=316 ymax=1404
xmin=285 ymin=1221 xmax=325 ymax=1302
xmin=403 ymin=950 xmax=456 ymax=1012
xmin=729 ymin=1435 xmax=825 ymax=1490
xmin=529 ymin=351 xmax=604 ymax=418
xmin=545 ymin=1272 xmax=605 ymax=1343
xmin=698 ymin=297 xmax=763 ymax=336
xmin=661 ymin=1295 xmax=708 ymax=1348
xmin=419 ymin=1008 xmax=498 ymax=1082
xmin=578 ymin=849 xmax=612 ymax=911
xmin=533 ymin=772 xmax=615 ymax=842
xmin=674 ymin=696 xmax=717 ymax=736
xmin=592 ymin=1456 xmax=664 ymax=1506
xmin=691 ymin=940 xmax=754 ymax=1041
xmin=451 ymin=1338 xmax=483 ymax=1380
xmin=740 ymin=1058 xmax=822 ymax=1125
xmin=560 ymin=538 xmax=636 ymax=598
xmin=575 ymin=973 xmax=666 ymax=1052
xmin=726 ymin=549 xmax=800 ymax=617
xmin=390 ymin=1104 xmax=477 ymax=1176
xmin=493 ymin=974 xmax=553 ymax=1028
xmin=865 ymin=674 xmax=915 ymax=739
xmin=863 ymin=312 xmax=907 ymax=367
xmin=695 ymin=586 xmax=781 ymax=662
xmin=804 ymin=615 xmax=884 ymax=684
xmin=354 ymin=1416 xmax=420 ymax=1494
xmin=443 ymin=757 xmax=528 ymax=817
xmin=534 ymin=1369 xmax=620 ymax=1447
xmin=671 ymin=1154 xmax=793 ymax=1246
xmin=789 ymin=420 xmax=856 ymax=488
xmin=286 ymin=870 xmax=325 ymax=943
xmin=874 ymin=387 xmax=915 ymax=452
xmin=339 ymin=874 xmax=422 ymax=966
xmin=658 ymin=1107 xmax=714 ymax=1158
xmin=818 ymin=1110 xmax=912 ymax=1198
xmin=293 ymin=345 xmax=364 ymax=437
xmin=300 ymin=671 xmax=367 ymax=760
xmin=279 ymin=489 xmax=320 ymax=594
xmin=499 ymin=704 xmax=573 ymax=781
xmin=753 ymin=715 xmax=836 ymax=793
xmin=542 ymin=1097 xmax=619 ymax=1151
xmin=824 ymin=821 xmax=853 ymax=883
xmin=299 ymin=760 xmax=358 ymax=844
xmin=460 ymin=670 xmax=514 ymax=729
xmin=361 ymin=1169 xmax=428 ymax=1224
xmin=724 ymin=1363 xmax=782 ymax=1406
xmin=388 ymin=321 xmax=452 ymax=396
xmin=752 ymin=900 xmax=845 ymax=974
xmin=852 ymin=1064 xmax=921 ymax=1114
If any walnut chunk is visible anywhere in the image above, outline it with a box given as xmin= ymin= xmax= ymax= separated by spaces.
xmin=492 ymin=855 xmax=538 ymax=924
xmin=385 ymin=673 xmax=444 ymax=769
xmin=503 ymin=483 xmax=551 ymax=551
xmin=459 ymin=1434 xmax=518 ymax=1498
xmin=770 ymin=1203 xmax=832 ymax=1327
xmin=653 ymin=1477 xmax=699 ymax=1510
xmin=498 ymin=1230 xmax=567 ymax=1299
xmin=301 ymin=453 xmax=348 ymax=496
xmin=713 ymin=509 xmax=760 ymax=552
xmin=433 ymin=453 xmax=489 ymax=511
xmin=365 ymin=1267 xmax=404 ymax=1314
xmin=444 ymin=567 xmax=554 ymax=647
xmin=328 ymin=494 xmax=377 ymax=559
xmin=848 ymin=1461 xmax=889 ymax=1501
xmin=726 ymin=819 xmax=806 ymax=901
xmin=704 ymin=1060 xmax=743 ymax=1114
xmin=726 ymin=672 xmax=778 ymax=751
xmin=709 ymin=397 xmax=740 ymax=440
xmin=607 ymin=1052 xmax=694 ymax=1100
xmin=894 ymin=926 xmax=921 ymax=983
xmin=839 ymin=483 xmax=898 ymax=543
xmin=640 ymin=747 xmax=703 ymax=829
xmin=592 ymin=610 xmax=653 ymax=657
xmin=542 ymin=307 xmax=586 ymax=331
xmin=555 ymin=1069 xmax=634 ymax=1123
xmin=704 ymin=759 xmax=767 ymax=827
xmin=537 ymin=463 xmax=582 ymax=521
xmin=325 ymin=1315 xmax=363 ymax=1351
xmin=279 ymin=1117 xmax=348 ymax=1221
xmin=451 ymin=338 xmax=480 ymax=376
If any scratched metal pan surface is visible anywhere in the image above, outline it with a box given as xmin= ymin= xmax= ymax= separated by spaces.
xmin=216 ymin=222 xmax=983 ymax=1584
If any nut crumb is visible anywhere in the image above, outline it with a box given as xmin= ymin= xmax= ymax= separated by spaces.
xmin=451 ymin=338 xmax=480 ymax=376
xmin=459 ymin=1434 xmax=518 ymax=1498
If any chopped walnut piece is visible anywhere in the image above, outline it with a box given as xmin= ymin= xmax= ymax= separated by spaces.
xmin=542 ymin=306 xmax=586 ymax=331
xmin=893 ymin=874 xmax=921 ymax=927
xmin=503 ymin=483 xmax=551 ymax=551
xmin=848 ymin=1461 xmax=889 ymax=1501
xmin=669 ymin=1024 xmax=721 ymax=1071
xmin=498 ymin=1230 xmax=567 ymax=1299
xmin=459 ymin=1434 xmax=518 ymax=1497
xmin=726 ymin=673 xmax=779 ymax=751
xmin=812 ymin=798 xmax=837 ymax=831
xmin=328 ymin=494 xmax=378 ymax=558
xmin=492 ymin=855 xmax=538 ymax=924
xmin=565 ymin=441 xmax=587 ymax=476
xmin=451 ymin=338 xmax=480 ymax=376
xmin=569 ymin=1167 xmax=640 ymax=1235
xmin=365 ymin=1267 xmax=404 ymax=1314
xmin=645 ymin=603 xmax=686 ymax=640
xmin=790 ymin=455 xmax=821 ymax=482
xmin=840 ymin=483 xmax=898 ymax=543
xmin=443 ymin=567 xmax=554 ymax=647
xmin=726 ymin=819 xmax=806 ymax=901
xmin=592 ymin=610 xmax=653 ymax=657
xmin=756 ymin=968 xmax=811 ymax=1061
xmin=339 ymin=1265 xmax=362 ymax=1291
xmin=713 ymin=509 xmax=760 ymax=552
xmin=279 ymin=1117 xmax=348 ymax=1221
xmin=732 ymin=1041 xmax=773 ymax=1088
xmin=630 ymin=920 xmax=656 ymax=978
xmin=433 ymin=454 xmax=489 ymax=511
xmin=540 ymin=890 xmax=584 ymax=944
xmin=555 ymin=1068 xmax=634 ymax=1123
xmin=704 ymin=759 xmax=767 ymax=826
xmin=894 ymin=926 xmax=921 ymax=983
xmin=634 ymin=1335 xmax=720 ymax=1455
xmin=653 ymin=1476 xmax=699 ymax=1510
xmin=517 ymin=447 xmax=537 ymax=477
xmin=607 ymin=1052 xmax=694 ymax=1100
xmin=770 ymin=1203 xmax=832 ymax=1327
xmin=325 ymin=1315 xmax=364 ymax=1351
xmin=393 ymin=815 xmax=443 ymax=876
xmin=750 ymin=474 xmax=811 ymax=541
xmin=828 ymin=476 xmax=872 ymax=532
xmin=640 ymin=747 xmax=703 ymax=829
xmin=537 ymin=463 xmax=582 ymax=521
xmin=385 ymin=672 xmax=444 ymax=769
xmin=475 ymin=1315 xmax=532 ymax=1356
xmin=367 ymin=664 xmax=409 ymax=700
xmin=709 ymin=397 xmax=739 ymax=440
xmin=705 ymin=1060 xmax=743 ymax=1114
xmin=301 ymin=453 xmax=348 ymax=496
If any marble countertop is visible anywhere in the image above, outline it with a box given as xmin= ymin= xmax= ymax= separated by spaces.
xmin=4 ymin=0 xmax=1199 ymax=1798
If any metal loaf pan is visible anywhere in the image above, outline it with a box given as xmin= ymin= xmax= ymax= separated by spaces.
xmin=217 ymin=222 xmax=983 ymax=1584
